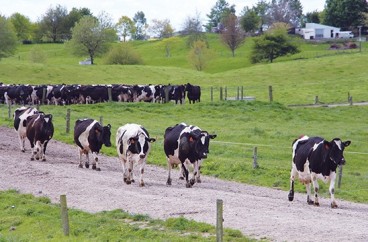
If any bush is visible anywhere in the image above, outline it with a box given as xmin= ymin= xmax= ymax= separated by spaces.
xmin=29 ymin=45 xmax=47 ymax=63
xmin=104 ymin=43 xmax=143 ymax=65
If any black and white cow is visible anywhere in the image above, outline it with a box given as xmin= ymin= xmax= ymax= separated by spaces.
xmin=14 ymin=106 xmax=39 ymax=152
xmin=74 ymin=119 xmax=112 ymax=171
xmin=288 ymin=135 xmax=351 ymax=208
xmin=164 ymin=123 xmax=217 ymax=188
xmin=185 ymin=83 xmax=201 ymax=104
xmin=116 ymin=123 xmax=156 ymax=186
xmin=26 ymin=113 xmax=54 ymax=161
xmin=5 ymin=85 xmax=33 ymax=105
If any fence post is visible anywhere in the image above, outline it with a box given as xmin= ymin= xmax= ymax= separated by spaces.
xmin=60 ymin=195 xmax=70 ymax=236
xmin=237 ymin=86 xmax=240 ymax=100
xmin=107 ymin=87 xmax=112 ymax=102
xmin=66 ymin=109 xmax=71 ymax=134
xmin=349 ymin=96 xmax=353 ymax=106
xmin=164 ymin=87 xmax=169 ymax=103
xmin=220 ymin=87 xmax=223 ymax=101
xmin=100 ymin=116 xmax=103 ymax=126
xmin=211 ymin=87 xmax=214 ymax=102
xmin=268 ymin=86 xmax=273 ymax=102
xmin=216 ymin=199 xmax=223 ymax=242
xmin=42 ymin=87 xmax=47 ymax=105
xmin=338 ymin=165 xmax=343 ymax=188
xmin=241 ymin=86 xmax=244 ymax=100
xmin=315 ymin=96 xmax=319 ymax=104
xmin=224 ymin=87 xmax=227 ymax=100
xmin=253 ymin=147 xmax=259 ymax=169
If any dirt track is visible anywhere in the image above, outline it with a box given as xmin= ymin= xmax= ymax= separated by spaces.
xmin=1 ymin=125 xmax=368 ymax=241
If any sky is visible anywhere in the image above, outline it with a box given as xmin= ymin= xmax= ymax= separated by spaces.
xmin=1 ymin=0 xmax=325 ymax=30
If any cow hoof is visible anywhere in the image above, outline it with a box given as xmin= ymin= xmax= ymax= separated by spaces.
xmin=314 ymin=202 xmax=320 ymax=207
xmin=288 ymin=191 xmax=294 ymax=201
xmin=139 ymin=182 xmax=145 ymax=187
xmin=331 ymin=203 xmax=338 ymax=209
xmin=186 ymin=183 xmax=192 ymax=188
xmin=78 ymin=164 xmax=83 ymax=168
xmin=179 ymin=176 xmax=184 ymax=180
xmin=96 ymin=168 xmax=101 ymax=171
xmin=190 ymin=179 xmax=195 ymax=186
xmin=131 ymin=179 xmax=135 ymax=183
xmin=85 ymin=163 xmax=89 ymax=168
xmin=92 ymin=165 xmax=96 ymax=170
xmin=196 ymin=178 xmax=202 ymax=183
xmin=31 ymin=158 xmax=35 ymax=161
xmin=21 ymin=150 xmax=25 ymax=153
xmin=307 ymin=199 xmax=314 ymax=205
xmin=166 ymin=178 xmax=172 ymax=186
xmin=36 ymin=157 xmax=39 ymax=160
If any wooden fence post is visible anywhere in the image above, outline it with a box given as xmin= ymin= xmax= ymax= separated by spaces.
xmin=42 ymin=87 xmax=47 ymax=105
xmin=241 ymin=86 xmax=244 ymax=100
xmin=60 ymin=195 xmax=70 ymax=236
xmin=216 ymin=199 xmax=223 ymax=242
xmin=338 ymin=165 xmax=343 ymax=188
xmin=268 ymin=86 xmax=273 ymax=102
xmin=220 ymin=87 xmax=223 ymax=101
xmin=211 ymin=87 xmax=214 ymax=102
xmin=349 ymin=96 xmax=353 ymax=106
xmin=108 ymin=87 xmax=112 ymax=102
xmin=315 ymin=96 xmax=319 ymax=104
xmin=164 ymin=87 xmax=169 ymax=103
xmin=7 ymin=103 xmax=11 ymax=119
xmin=66 ymin=109 xmax=71 ymax=134
xmin=253 ymin=147 xmax=259 ymax=169
xmin=100 ymin=116 xmax=103 ymax=126
xmin=224 ymin=87 xmax=227 ymax=100
xmin=237 ymin=86 xmax=240 ymax=100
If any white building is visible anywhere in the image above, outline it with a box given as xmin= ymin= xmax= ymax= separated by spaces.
xmin=296 ymin=23 xmax=341 ymax=39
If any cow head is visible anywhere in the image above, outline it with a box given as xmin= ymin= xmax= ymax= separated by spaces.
xmin=181 ymin=130 xmax=216 ymax=159
xmin=102 ymin=124 xmax=112 ymax=147
xmin=325 ymin=138 xmax=351 ymax=165
xmin=128 ymin=133 xmax=156 ymax=159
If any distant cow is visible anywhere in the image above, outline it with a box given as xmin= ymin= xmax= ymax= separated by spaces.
xmin=26 ymin=113 xmax=54 ymax=161
xmin=14 ymin=106 xmax=39 ymax=152
xmin=74 ymin=119 xmax=112 ymax=171
xmin=288 ymin=135 xmax=351 ymax=208
xmin=5 ymin=85 xmax=33 ymax=105
xmin=185 ymin=83 xmax=201 ymax=104
xmin=132 ymin=85 xmax=159 ymax=102
xmin=116 ymin=123 xmax=156 ymax=186
xmin=161 ymin=85 xmax=185 ymax=104
xmin=164 ymin=123 xmax=216 ymax=188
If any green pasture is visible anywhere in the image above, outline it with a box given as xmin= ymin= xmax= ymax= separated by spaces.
xmin=1 ymin=35 xmax=368 ymax=240
xmin=0 ymin=190 xmax=248 ymax=241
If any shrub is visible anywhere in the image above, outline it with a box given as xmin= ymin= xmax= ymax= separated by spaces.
xmin=29 ymin=45 xmax=47 ymax=63
xmin=104 ymin=43 xmax=143 ymax=65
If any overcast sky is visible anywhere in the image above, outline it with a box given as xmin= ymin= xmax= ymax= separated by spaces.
xmin=1 ymin=0 xmax=325 ymax=30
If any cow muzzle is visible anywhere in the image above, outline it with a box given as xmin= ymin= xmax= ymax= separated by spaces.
xmin=139 ymin=153 xmax=146 ymax=159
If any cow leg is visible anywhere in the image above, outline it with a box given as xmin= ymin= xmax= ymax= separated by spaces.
xmin=91 ymin=152 xmax=101 ymax=171
xmin=78 ymin=148 xmax=84 ymax=168
xmin=329 ymin=172 xmax=338 ymax=208
xmin=311 ymin=173 xmax=320 ymax=206
xmin=138 ymin=160 xmax=145 ymax=187
xmin=190 ymin=161 xmax=198 ymax=186
xmin=288 ymin=165 xmax=298 ymax=201
xmin=181 ymin=162 xmax=192 ymax=188
xmin=41 ymin=141 xmax=49 ymax=161
xmin=166 ymin=159 xmax=173 ymax=186
xmin=19 ymin=136 xmax=25 ymax=152
xmin=179 ymin=164 xmax=185 ymax=180
xmin=196 ymin=160 xmax=203 ymax=183
xmin=85 ymin=152 xmax=90 ymax=168
xmin=305 ymin=182 xmax=314 ymax=205
xmin=120 ymin=159 xmax=130 ymax=184
xmin=125 ymin=159 xmax=133 ymax=184
xmin=30 ymin=141 xmax=35 ymax=161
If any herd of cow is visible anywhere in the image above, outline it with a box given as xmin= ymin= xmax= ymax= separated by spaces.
xmin=0 ymin=83 xmax=201 ymax=105
xmin=13 ymin=106 xmax=351 ymax=208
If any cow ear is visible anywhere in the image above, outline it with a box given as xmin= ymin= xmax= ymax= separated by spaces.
xmin=148 ymin=138 xmax=156 ymax=143
xmin=210 ymin=134 xmax=217 ymax=139
xmin=324 ymin=140 xmax=331 ymax=150
xmin=344 ymin=140 xmax=351 ymax=147
xmin=107 ymin=124 xmax=111 ymax=130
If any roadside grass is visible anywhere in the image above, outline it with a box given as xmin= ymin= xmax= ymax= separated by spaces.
xmin=0 ymin=190 xmax=250 ymax=241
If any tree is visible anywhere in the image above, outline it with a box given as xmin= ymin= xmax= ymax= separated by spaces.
xmin=204 ymin=0 xmax=236 ymax=32
xmin=160 ymin=36 xmax=181 ymax=57
xmin=149 ymin=19 xmax=174 ymax=39
xmin=133 ymin=11 xmax=147 ymax=40
xmin=0 ymin=15 xmax=17 ymax=60
xmin=221 ymin=14 xmax=245 ymax=57
xmin=64 ymin=7 xmax=93 ymax=40
xmin=188 ymin=40 xmax=211 ymax=71
xmin=182 ymin=12 xmax=208 ymax=48
xmin=116 ymin=16 xmax=135 ymax=42
xmin=68 ymin=15 xmax=116 ymax=65
xmin=250 ymin=23 xmax=299 ymax=63
xmin=10 ymin=13 xmax=33 ymax=42
xmin=39 ymin=4 xmax=68 ymax=42
xmin=304 ymin=10 xmax=320 ymax=25
xmin=324 ymin=0 xmax=368 ymax=29
xmin=240 ymin=7 xmax=261 ymax=34
xmin=267 ymin=0 xmax=303 ymax=27
xmin=104 ymin=43 xmax=142 ymax=65
xmin=254 ymin=0 xmax=271 ymax=33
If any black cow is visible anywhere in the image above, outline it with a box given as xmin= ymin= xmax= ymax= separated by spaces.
xmin=26 ymin=113 xmax=54 ymax=161
xmin=5 ymin=85 xmax=33 ymax=105
xmin=78 ymin=85 xmax=109 ymax=104
xmin=111 ymin=84 xmax=133 ymax=102
xmin=74 ymin=119 xmax=112 ymax=171
xmin=161 ymin=85 xmax=185 ymax=104
xmin=14 ymin=106 xmax=39 ymax=152
xmin=164 ymin=123 xmax=217 ymax=188
xmin=288 ymin=135 xmax=351 ymax=208
xmin=185 ymin=83 xmax=201 ymax=104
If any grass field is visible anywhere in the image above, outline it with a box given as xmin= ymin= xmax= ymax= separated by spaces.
xmin=1 ymin=34 xmax=368 ymax=241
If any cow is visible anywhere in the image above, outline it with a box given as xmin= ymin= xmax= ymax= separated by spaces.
xmin=116 ymin=123 xmax=156 ymax=186
xmin=111 ymin=84 xmax=133 ymax=102
xmin=4 ymin=84 xmax=33 ymax=105
xmin=78 ymin=85 xmax=109 ymax=104
xmin=185 ymin=83 xmax=201 ymax=104
xmin=288 ymin=135 xmax=351 ymax=208
xmin=132 ymin=85 xmax=156 ymax=102
xmin=164 ymin=123 xmax=217 ymax=188
xmin=26 ymin=112 xmax=54 ymax=161
xmin=13 ymin=106 xmax=39 ymax=152
xmin=74 ymin=119 xmax=112 ymax=171
xmin=161 ymin=85 xmax=185 ymax=104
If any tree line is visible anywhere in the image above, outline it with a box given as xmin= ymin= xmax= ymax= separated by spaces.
xmin=1 ymin=0 xmax=367 ymax=66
